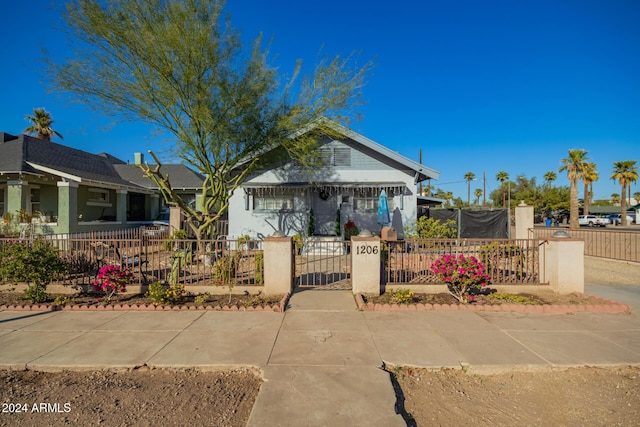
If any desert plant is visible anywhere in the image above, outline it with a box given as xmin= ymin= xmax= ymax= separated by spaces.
xmin=194 ymin=293 xmax=210 ymax=305
xmin=0 ymin=238 xmax=68 ymax=303
xmin=162 ymin=229 xmax=188 ymax=251
xmin=53 ymin=295 xmax=75 ymax=306
xmin=146 ymin=281 xmax=186 ymax=306
xmin=431 ymin=254 xmax=492 ymax=303
xmin=389 ymin=288 xmax=415 ymax=305
xmin=92 ymin=264 xmax=133 ymax=304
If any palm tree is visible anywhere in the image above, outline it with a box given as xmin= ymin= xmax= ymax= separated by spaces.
xmin=444 ymin=191 xmax=453 ymax=207
xmin=581 ymin=162 xmax=598 ymax=216
xmin=634 ymin=191 xmax=640 ymax=205
xmin=496 ymin=171 xmax=509 ymax=208
xmin=543 ymin=171 xmax=557 ymax=187
xmin=474 ymin=188 xmax=483 ymax=206
xmin=559 ymin=149 xmax=589 ymax=230
xmin=24 ymin=108 xmax=63 ymax=142
xmin=611 ymin=193 xmax=620 ymax=205
xmin=611 ymin=160 xmax=639 ymax=226
xmin=464 ymin=172 xmax=475 ymax=205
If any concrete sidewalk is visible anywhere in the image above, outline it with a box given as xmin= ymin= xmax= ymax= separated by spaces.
xmin=1 ymin=288 xmax=639 ymax=426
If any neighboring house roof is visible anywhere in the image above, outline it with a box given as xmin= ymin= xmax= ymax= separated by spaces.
xmin=114 ymin=164 xmax=205 ymax=190
xmin=0 ymin=132 xmax=204 ymax=191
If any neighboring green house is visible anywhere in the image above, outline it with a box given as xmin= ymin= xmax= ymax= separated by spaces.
xmin=0 ymin=132 xmax=204 ymax=235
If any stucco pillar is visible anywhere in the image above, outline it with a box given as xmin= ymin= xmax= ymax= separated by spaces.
xmin=7 ymin=180 xmax=28 ymax=216
xmin=543 ymin=238 xmax=584 ymax=294
xmin=57 ymin=181 xmax=78 ymax=234
xmin=169 ymin=206 xmax=182 ymax=233
xmin=515 ymin=202 xmax=534 ymax=239
xmin=351 ymin=236 xmax=381 ymax=295
xmin=149 ymin=194 xmax=160 ymax=220
xmin=116 ymin=190 xmax=127 ymax=223
xmin=263 ymin=236 xmax=293 ymax=295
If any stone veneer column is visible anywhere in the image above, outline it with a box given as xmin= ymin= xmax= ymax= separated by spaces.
xmin=543 ymin=237 xmax=584 ymax=294
xmin=57 ymin=181 xmax=78 ymax=234
xmin=263 ymin=236 xmax=293 ymax=295
xmin=351 ymin=236 xmax=381 ymax=295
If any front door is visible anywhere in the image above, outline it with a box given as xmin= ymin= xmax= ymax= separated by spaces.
xmin=313 ymin=192 xmax=338 ymax=235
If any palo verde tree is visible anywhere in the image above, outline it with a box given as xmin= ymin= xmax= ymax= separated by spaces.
xmin=559 ymin=149 xmax=589 ymax=230
xmin=48 ymin=0 xmax=371 ymax=241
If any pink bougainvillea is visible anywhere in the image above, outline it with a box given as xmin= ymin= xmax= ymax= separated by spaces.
xmin=92 ymin=264 xmax=133 ymax=303
xmin=430 ymin=254 xmax=492 ymax=303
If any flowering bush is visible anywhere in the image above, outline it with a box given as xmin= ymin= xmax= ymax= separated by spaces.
xmin=344 ymin=220 xmax=359 ymax=240
xmin=430 ymin=254 xmax=492 ymax=303
xmin=92 ymin=265 xmax=133 ymax=303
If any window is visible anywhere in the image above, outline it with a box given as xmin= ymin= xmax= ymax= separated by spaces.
xmin=87 ymin=188 xmax=111 ymax=207
xmin=30 ymin=188 xmax=40 ymax=214
xmin=353 ymin=189 xmax=395 ymax=212
xmin=319 ymin=146 xmax=351 ymax=167
xmin=254 ymin=194 xmax=294 ymax=211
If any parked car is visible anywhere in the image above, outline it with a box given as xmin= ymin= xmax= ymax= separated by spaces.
xmin=578 ymin=215 xmax=609 ymax=227
xmin=607 ymin=213 xmax=635 ymax=225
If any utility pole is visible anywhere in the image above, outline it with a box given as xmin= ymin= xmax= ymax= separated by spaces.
xmin=483 ymin=171 xmax=486 ymax=207
xmin=419 ymin=149 xmax=423 ymax=196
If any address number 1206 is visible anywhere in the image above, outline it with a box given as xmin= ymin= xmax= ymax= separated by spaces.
xmin=355 ymin=245 xmax=379 ymax=255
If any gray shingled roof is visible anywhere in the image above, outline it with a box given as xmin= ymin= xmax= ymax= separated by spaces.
xmin=113 ymin=164 xmax=205 ymax=190
xmin=0 ymin=133 xmax=203 ymax=190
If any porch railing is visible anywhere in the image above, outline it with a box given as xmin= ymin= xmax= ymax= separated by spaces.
xmin=384 ymin=238 xmax=544 ymax=285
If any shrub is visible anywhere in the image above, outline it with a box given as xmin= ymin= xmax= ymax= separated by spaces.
xmin=194 ymin=293 xmax=210 ymax=305
xmin=92 ymin=264 xmax=133 ymax=303
xmin=146 ymin=281 xmax=186 ymax=306
xmin=344 ymin=220 xmax=359 ymax=240
xmin=389 ymin=288 xmax=414 ymax=304
xmin=254 ymin=252 xmax=264 ymax=285
xmin=430 ymin=254 xmax=492 ymax=303
xmin=410 ymin=217 xmax=457 ymax=239
xmin=0 ymin=239 xmax=68 ymax=303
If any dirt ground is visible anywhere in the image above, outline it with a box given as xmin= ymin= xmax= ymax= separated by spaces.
xmin=0 ymin=368 xmax=261 ymax=427
xmin=0 ymin=256 xmax=638 ymax=426
xmin=391 ymin=365 xmax=640 ymax=427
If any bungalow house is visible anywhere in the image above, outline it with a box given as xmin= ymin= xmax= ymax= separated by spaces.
xmin=227 ymin=121 xmax=440 ymax=239
xmin=0 ymin=132 xmax=203 ymax=235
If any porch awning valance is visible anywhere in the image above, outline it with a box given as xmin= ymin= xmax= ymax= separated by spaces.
xmin=243 ymin=182 xmax=407 ymax=195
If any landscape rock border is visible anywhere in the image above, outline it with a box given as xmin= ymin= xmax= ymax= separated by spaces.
xmin=355 ymin=294 xmax=631 ymax=314
xmin=0 ymin=293 xmax=292 ymax=313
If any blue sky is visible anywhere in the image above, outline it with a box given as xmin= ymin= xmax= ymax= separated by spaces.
xmin=1 ymin=0 xmax=638 ymax=202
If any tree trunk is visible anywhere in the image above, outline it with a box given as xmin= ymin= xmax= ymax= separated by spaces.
xmin=621 ymin=183 xmax=628 ymax=226
xmin=583 ymin=182 xmax=589 ymax=216
xmin=569 ymin=178 xmax=579 ymax=230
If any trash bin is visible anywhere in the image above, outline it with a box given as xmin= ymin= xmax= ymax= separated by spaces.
xmin=545 ymin=219 xmax=552 ymax=227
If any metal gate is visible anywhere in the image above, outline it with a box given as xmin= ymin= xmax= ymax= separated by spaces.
xmin=294 ymin=238 xmax=351 ymax=288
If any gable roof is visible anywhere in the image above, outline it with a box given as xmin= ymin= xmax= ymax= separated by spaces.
xmin=242 ymin=119 xmax=440 ymax=184
xmin=321 ymin=120 xmax=440 ymax=183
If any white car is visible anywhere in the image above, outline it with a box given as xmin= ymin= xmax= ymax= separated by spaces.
xmin=578 ymin=215 xmax=609 ymax=227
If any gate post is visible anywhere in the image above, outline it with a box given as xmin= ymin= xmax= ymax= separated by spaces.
xmin=351 ymin=236 xmax=381 ymax=295
xmin=543 ymin=237 xmax=584 ymax=294
xmin=515 ymin=202 xmax=533 ymax=240
xmin=263 ymin=236 xmax=293 ymax=295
